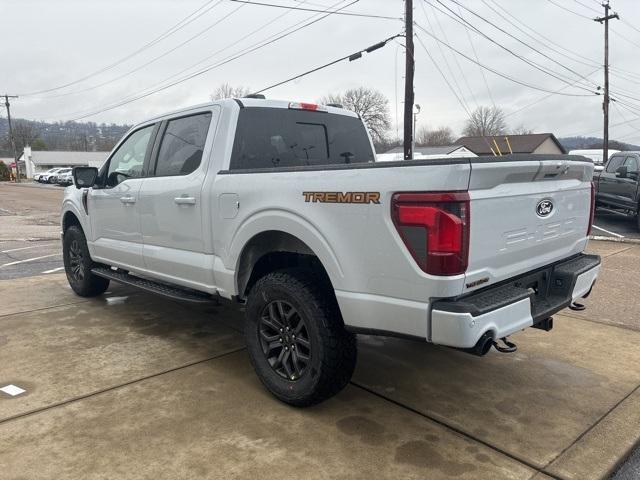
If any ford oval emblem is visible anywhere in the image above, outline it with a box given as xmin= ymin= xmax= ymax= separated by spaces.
xmin=536 ymin=199 xmax=554 ymax=217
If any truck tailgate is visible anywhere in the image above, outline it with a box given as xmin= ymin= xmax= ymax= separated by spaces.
xmin=463 ymin=156 xmax=594 ymax=293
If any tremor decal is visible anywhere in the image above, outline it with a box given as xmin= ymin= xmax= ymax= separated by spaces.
xmin=302 ymin=192 xmax=381 ymax=204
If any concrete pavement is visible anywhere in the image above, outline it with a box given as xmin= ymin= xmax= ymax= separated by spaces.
xmin=1 ymin=239 xmax=639 ymax=479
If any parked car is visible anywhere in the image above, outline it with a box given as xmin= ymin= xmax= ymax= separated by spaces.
xmin=55 ymin=168 xmax=74 ymax=186
xmin=595 ymin=151 xmax=640 ymax=230
xmin=569 ymin=149 xmax=620 ymax=172
xmin=60 ymin=98 xmax=600 ymax=406
xmin=36 ymin=167 xmax=64 ymax=183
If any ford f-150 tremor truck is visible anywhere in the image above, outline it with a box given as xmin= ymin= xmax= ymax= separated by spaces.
xmin=61 ymin=97 xmax=600 ymax=406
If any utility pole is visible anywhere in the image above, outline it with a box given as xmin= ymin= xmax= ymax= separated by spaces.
xmin=595 ymin=1 xmax=619 ymax=165
xmin=3 ymin=94 xmax=20 ymax=182
xmin=404 ymin=0 xmax=415 ymax=160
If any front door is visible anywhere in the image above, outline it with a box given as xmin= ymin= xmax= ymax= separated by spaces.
xmin=138 ymin=111 xmax=215 ymax=289
xmin=88 ymin=124 xmax=156 ymax=270
xmin=620 ymin=156 xmax=640 ymax=208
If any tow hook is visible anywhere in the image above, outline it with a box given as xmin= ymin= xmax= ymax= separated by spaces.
xmin=492 ymin=337 xmax=517 ymax=353
xmin=569 ymin=301 xmax=586 ymax=311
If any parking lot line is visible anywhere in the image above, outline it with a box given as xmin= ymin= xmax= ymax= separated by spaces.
xmin=592 ymin=225 xmax=625 ymax=238
xmin=0 ymin=253 xmax=59 ymax=268
xmin=42 ymin=267 xmax=64 ymax=274
xmin=1 ymin=243 xmax=57 ymax=253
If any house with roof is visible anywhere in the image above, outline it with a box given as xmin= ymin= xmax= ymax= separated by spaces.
xmin=378 ymin=145 xmax=476 ymax=162
xmin=454 ymin=133 xmax=566 ymax=156
xmin=19 ymin=146 xmax=108 ymax=179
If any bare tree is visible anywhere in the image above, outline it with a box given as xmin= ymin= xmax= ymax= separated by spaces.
xmin=463 ymin=106 xmax=507 ymax=137
xmin=210 ymin=83 xmax=251 ymax=100
xmin=415 ymin=126 xmax=454 ymax=146
xmin=12 ymin=121 xmax=40 ymax=152
xmin=511 ymin=124 xmax=534 ymax=135
xmin=318 ymin=87 xmax=391 ymax=143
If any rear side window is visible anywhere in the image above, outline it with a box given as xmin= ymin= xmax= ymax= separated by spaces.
xmin=230 ymin=107 xmax=374 ymax=170
xmin=606 ymin=156 xmax=624 ymax=173
xmin=155 ymin=112 xmax=212 ymax=176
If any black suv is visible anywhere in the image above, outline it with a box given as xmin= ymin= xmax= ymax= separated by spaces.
xmin=595 ymin=152 xmax=640 ymax=230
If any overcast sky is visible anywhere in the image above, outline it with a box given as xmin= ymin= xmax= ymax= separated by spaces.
xmin=2 ymin=0 xmax=640 ymax=143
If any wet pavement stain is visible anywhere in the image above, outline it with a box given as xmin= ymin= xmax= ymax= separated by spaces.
xmin=394 ymin=440 xmax=477 ymax=475
xmin=336 ymin=415 xmax=397 ymax=446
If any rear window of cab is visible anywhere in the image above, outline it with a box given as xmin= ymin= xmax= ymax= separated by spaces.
xmin=230 ymin=107 xmax=374 ymax=170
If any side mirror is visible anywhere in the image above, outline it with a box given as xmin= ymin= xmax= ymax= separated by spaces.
xmin=615 ymin=165 xmax=628 ymax=178
xmin=73 ymin=166 xmax=99 ymax=189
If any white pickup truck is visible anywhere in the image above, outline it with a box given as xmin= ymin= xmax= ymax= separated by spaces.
xmin=61 ymin=97 xmax=600 ymax=406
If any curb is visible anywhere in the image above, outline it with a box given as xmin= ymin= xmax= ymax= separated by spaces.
xmin=589 ymin=235 xmax=640 ymax=245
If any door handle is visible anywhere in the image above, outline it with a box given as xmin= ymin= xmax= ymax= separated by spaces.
xmin=120 ymin=195 xmax=136 ymax=204
xmin=174 ymin=196 xmax=196 ymax=205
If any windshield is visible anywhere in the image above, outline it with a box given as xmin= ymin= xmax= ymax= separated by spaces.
xmin=230 ymin=107 xmax=374 ymax=170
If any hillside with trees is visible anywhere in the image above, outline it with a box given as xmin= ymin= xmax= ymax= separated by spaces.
xmin=0 ymin=118 xmax=130 ymax=157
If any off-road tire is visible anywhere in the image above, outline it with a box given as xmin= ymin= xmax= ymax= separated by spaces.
xmin=63 ymin=225 xmax=110 ymax=297
xmin=245 ymin=268 xmax=357 ymax=406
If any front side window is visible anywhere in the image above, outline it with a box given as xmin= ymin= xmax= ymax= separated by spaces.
xmin=230 ymin=108 xmax=374 ymax=170
xmin=105 ymin=125 xmax=154 ymax=187
xmin=154 ymin=113 xmax=212 ymax=177
xmin=624 ymin=156 xmax=638 ymax=174
xmin=606 ymin=156 xmax=624 ymax=173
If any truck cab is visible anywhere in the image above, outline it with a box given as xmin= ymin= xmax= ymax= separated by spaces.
xmin=595 ymin=151 xmax=640 ymax=229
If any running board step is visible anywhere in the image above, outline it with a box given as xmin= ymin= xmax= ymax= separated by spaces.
xmin=92 ymin=267 xmax=217 ymax=304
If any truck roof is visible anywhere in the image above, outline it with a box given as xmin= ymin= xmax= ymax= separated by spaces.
xmin=141 ymin=97 xmax=358 ymax=127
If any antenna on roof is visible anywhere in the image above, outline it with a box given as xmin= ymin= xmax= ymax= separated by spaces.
xmin=243 ymin=94 xmax=265 ymax=99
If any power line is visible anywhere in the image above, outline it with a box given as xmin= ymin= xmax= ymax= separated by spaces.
xmin=253 ymin=34 xmax=401 ymax=94
xmin=505 ymin=66 xmax=602 ymax=118
xmin=419 ymin=2 xmax=473 ymax=115
xmin=544 ymin=0 xmax=593 ymax=20
xmin=18 ymin=0 xmax=224 ymax=96
xmin=35 ymin=1 xmax=241 ymax=99
xmin=486 ymin=0 xmax=640 ymax=84
xmin=414 ymin=34 xmax=472 ymax=118
xmin=571 ymin=0 xmax=601 ymax=15
xmin=428 ymin=2 xmax=478 ymax=109
xmin=457 ymin=3 xmax=495 ymax=108
xmin=436 ymin=0 xmax=600 ymax=92
xmin=59 ymin=0 xmax=358 ymax=121
xmin=229 ymin=0 xmax=401 ymax=20
xmin=413 ymin=22 xmax=596 ymax=97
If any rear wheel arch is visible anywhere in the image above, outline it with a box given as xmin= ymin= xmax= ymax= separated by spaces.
xmin=236 ymin=231 xmax=336 ymax=302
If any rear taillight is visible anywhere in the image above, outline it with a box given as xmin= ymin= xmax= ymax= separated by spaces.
xmin=587 ymin=181 xmax=595 ymax=236
xmin=391 ymin=192 xmax=470 ymax=276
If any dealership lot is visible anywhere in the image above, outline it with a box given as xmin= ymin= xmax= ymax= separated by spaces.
xmin=1 ymin=182 xmax=640 ymax=479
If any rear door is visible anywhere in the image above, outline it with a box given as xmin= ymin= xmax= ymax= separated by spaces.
xmin=138 ymin=110 xmax=217 ymax=290
xmin=464 ymin=156 xmax=593 ymax=292
xmin=88 ymin=124 xmax=157 ymax=269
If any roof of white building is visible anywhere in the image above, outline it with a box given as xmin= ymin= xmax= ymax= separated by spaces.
xmin=25 ymin=150 xmax=108 ymax=167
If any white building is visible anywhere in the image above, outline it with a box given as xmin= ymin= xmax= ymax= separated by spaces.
xmin=20 ymin=146 xmax=108 ymax=179
xmin=377 ymin=145 xmax=476 ymax=162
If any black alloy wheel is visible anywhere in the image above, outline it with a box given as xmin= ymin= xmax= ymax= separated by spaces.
xmin=259 ymin=300 xmax=311 ymax=381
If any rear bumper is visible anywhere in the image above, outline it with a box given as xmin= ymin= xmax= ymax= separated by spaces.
xmin=430 ymin=253 xmax=601 ymax=348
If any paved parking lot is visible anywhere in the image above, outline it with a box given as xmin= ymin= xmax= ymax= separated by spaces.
xmin=593 ymin=209 xmax=640 ymax=241
xmin=1 ymin=182 xmax=640 ymax=479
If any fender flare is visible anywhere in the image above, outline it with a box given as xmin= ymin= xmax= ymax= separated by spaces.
xmin=227 ymin=208 xmax=344 ymax=292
